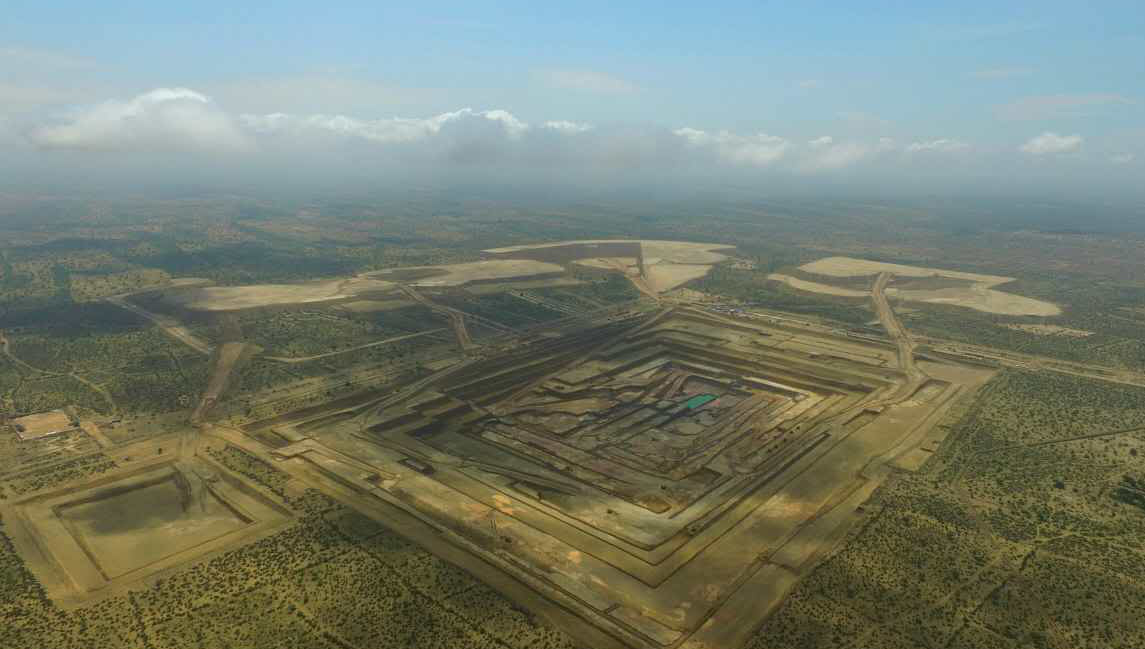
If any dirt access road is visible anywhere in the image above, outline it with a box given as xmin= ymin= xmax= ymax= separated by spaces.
xmin=871 ymin=271 xmax=928 ymax=398
xmin=105 ymin=295 xmax=212 ymax=355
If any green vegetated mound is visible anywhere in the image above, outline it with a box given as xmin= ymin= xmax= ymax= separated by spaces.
xmin=0 ymin=445 xmax=576 ymax=649
xmin=751 ymin=369 xmax=1145 ymax=649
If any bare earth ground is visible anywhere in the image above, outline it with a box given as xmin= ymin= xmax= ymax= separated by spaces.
xmin=799 ymin=256 xmax=1014 ymax=284
xmin=58 ymin=471 xmax=247 ymax=578
xmin=573 ymin=257 xmax=640 ymax=273
xmin=766 ymin=273 xmax=869 ymax=297
xmin=491 ymin=239 xmax=737 ymax=294
xmin=168 ymin=278 xmax=398 ymax=311
xmin=367 ymin=259 xmax=564 ymax=287
xmin=643 ymin=263 xmax=713 ymax=292
xmin=159 ymin=260 xmax=564 ymax=312
xmin=11 ymin=410 xmax=76 ymax=440
xmin=484 ymin=239 xmax=734 ymax=265
xmin=772 ymin=256 xmax=1061 ymax=316
xmin=149 ymin=241 xmax=730 ymax=315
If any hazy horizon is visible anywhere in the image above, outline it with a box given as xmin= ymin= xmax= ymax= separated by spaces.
xmin=2 ymin=1 xmax=1143 ymax=202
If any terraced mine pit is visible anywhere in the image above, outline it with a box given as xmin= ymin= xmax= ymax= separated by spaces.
xmin=269 ymin=307 xmax=994 ymax=649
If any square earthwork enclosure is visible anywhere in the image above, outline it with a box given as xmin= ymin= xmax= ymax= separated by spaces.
xmin=5 ymin=459 xmax=291 ymax=604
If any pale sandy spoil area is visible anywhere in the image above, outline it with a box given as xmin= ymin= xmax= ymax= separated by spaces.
xmin=172 ymin=277 xmax=397 ymax=311
xmin=485 ymin=239 xmax=735 ymax=265
xmin=785 ymin=256 xmax=1061 ymax=317
xmin=12 ymin=410 xmax=75 ymax=440
xmin=494 ymin=240 xmax=736 ymax=293
xmin=572 ymin=257 xmax=640 ymax=273
xmin=369 ymin=259 xmax=563 ymax=287
xmin=799 ymin=256 xmax=1013 ymax=284
xmin=645 ymin=264 xmax=714 ymax=292
xmin=168 ymin=260 xmax=564 ymax=311
xmin=767 ymin=273 xmax=868 ymax=297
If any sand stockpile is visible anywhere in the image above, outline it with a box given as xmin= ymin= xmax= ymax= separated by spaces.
xmin=489 ymin=240 xmax=736 ymax=293
xmin=773 ymin=256 xmax=1061 ymax=317
xmin=169 ymin=277 xmax=398 ymax=311
xmin=767 ymin=273 xmax=868 ymax=297
xmin=368 ymin=259 xmax=564 ymax=287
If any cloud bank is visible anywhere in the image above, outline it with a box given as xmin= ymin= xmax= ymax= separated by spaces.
xmin=28 ymin=88 xmax=253 ymax=153
xmin=240 ymin=107 xmax=532 ymax=144
xmin=18 ymin=87 xmax=1137 ymax=194
xmin=27 ymin=88 xmax=921 ymax=174
xmin=907 ymin=139 xmax=970 ymax=153
xmin=673 ymin=128 xmax=790 ymax=166
xmin=1020 ymin=132 xmax=1083 ymax=155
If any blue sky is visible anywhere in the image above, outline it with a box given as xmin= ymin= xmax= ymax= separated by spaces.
xmin=1 ymin=1 xmax=1142 ymax=197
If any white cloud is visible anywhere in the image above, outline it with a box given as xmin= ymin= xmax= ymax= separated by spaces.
xmin=797 ymin=79 xmax=823 ymax=90
xmin=673 ymin=128 xmax=789 ymax=166
xmin=675 ymin=129 xmax=898 ymax=172
xmin=906 ymin=138 xmax=970 ymax=153
xmin=241 ymin=107 xmax=531 ymax=143
xmin=542 ymin=120 xmax=593 ymax=134
xmin=538 ymin=69 xmax=637 ymax=94
xmin=24 ymin=87 xmax=603 ymax=167
xmin=477 ymin=109 xmax=530 ymax=138
xmin=26 ymin=86 xmax=1123 ymax=182
xmin=29 ymin=87 xmax=252 ymax=153
xmin=1111 ymin=153 xmax=1136 ymax=165
xmin=1020 ymin=132 xmax=1083 ymax=155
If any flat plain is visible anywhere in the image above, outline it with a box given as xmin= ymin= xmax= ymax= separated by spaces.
xmin=3 ymin=194 xmax=1145 ymax=649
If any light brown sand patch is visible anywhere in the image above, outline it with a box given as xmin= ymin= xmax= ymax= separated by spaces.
xmin=645 ymin=263 xmax=716 ymax=292
xmin=767 ymin=273 xmax=869 ymax=297
xmin=886 ymin=287 xmax=1060 ymax=317
xmin=796 ymin=256 xmax=1061 ymax=316
xmin=369 ymin=259 xmax=563 ymax=287
xmin=800 ymin=256 xmax=1012 ymax=284
xmin=11 ymin=410 xmax=76 ymax=440
xmin=172 ymin=278 xmax=397 ymax=311
xmin=573 ymin=257 xmax=640 ymax=273
xmin=487 ymin=239 xmax=735 ymax=265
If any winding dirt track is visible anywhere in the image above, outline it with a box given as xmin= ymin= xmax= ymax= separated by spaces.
xmin=871 ymin=271 xmax=928 ymax=400
xmin=812 ymin=272 xmax=929 ymax=433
